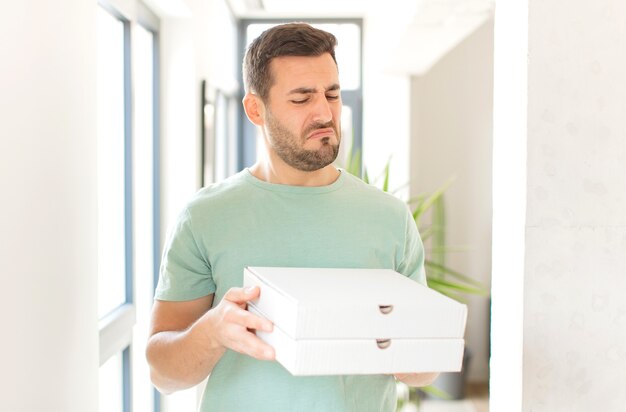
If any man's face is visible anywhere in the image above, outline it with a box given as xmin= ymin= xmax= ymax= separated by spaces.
xmin=261 ymin=53 xmax=342 ymax=172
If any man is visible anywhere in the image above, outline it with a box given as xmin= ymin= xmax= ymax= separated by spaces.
xmin=146 ymin=23 xmax=438 ymax=411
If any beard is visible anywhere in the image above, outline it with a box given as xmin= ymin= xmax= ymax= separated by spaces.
xmin=264 ymin=112 xmax=340 ymax=172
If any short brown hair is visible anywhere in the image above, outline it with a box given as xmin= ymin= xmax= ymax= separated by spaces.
xmin=243 ymin=23 xmax=338 ymax=101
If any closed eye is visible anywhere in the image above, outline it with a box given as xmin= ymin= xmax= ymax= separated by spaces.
xmin=326 ymin=94 xmax=340 ymax=101
xmin=291 ymin=98 xmax=309 ymax=104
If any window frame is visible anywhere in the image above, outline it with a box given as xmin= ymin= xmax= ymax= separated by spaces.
xmin=97 ymin=0 xmax=135 ymax=396
xmin=135 ymin=7 xmax=162 ymax=412
xmin=97 ymin=1 xmax=161 ymax=411
xmin=134 ymin=0 xmax=162 ymax=315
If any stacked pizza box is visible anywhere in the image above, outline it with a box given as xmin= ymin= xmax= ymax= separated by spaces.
xmin=244 ymin=266 xmax=467 ymax=376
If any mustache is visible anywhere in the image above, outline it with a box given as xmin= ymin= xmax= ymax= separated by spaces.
xmin=303 ymin=120 xmax=337 ymax=137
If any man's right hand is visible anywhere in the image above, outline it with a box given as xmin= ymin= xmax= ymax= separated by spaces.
xmin=146 ymin=286 xmax=275 ymax=394
xmin=200 ymin=286 xmax=275 ymax=361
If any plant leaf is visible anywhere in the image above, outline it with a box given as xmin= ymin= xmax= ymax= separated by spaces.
xmin=411 ymin=178 xmax=454 ymax=222
xmin=425 ymin=261 xmax=486 ymax=288
xmin=382 ymin=161 xmax=390 ymax=192
xmin=431 ymin=196 xmax=446 ymax=272
xmin=407 ymin=194 xmax=428 ymax=205
xmin=426 ymin=277 xmax=488 ymax=296
xmin=428 ymin=246 xmax=471 ymax=254
xmin=348 ymin=149 xmax=362 ymax=177
xmin=419 ymin=385 xmax=453 ymax=400
xmin=419 ymin=227 xmax=433 ymax=241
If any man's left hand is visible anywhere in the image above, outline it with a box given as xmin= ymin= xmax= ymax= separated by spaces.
xmin=394 ymin=372 xmax=440 ymax=387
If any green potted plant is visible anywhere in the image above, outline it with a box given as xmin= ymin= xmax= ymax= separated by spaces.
xmin=344 ymin=150 xmax=485 ymax=297
xmin=343 ymin=151 xmax=488 ymax=410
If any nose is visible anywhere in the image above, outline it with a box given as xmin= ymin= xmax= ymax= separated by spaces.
xmin=312 ymin=93 xmax=333 ymax=123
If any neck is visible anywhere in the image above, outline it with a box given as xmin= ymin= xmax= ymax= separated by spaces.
xmin=249 ymin=155 xmax=340 ymax=187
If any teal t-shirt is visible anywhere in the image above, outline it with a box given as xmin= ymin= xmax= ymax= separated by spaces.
xmin=155 ymin=169 xmax=426 ymax=412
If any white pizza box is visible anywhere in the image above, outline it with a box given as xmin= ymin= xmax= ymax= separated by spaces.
xmin=248 ymin=304 xmax=465 ymax=376
xmin=243 ymin=266 xmax=467 ymax=339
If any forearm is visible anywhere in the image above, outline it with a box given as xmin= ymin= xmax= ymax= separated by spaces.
xmin=394 ymin=372 xmax=440 ymax=387
xmin=146 ymin=318 xmax=225 ymax=394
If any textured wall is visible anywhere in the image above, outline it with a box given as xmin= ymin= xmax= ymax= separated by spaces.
xmin=524 ymin=0 xmax=626 ymax=410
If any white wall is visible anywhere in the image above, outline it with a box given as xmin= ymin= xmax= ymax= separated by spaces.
xmin=361 ymin=0 xmax=420 ymax=196
xmin=489 ymin=0 xmax=527 ymax=408
xmin=160 ymin=0 xmax=238 ymax=232
xmin=408 ymin=19 xmax=494 ymax=382
xmin=522 ymin=0 xmax=626 ymax=410
xmin=0 ymin=0 xmax=237 ymax=409
xmin=0 ymin=1 xmax=99 ymax=410
xmin=157 ymin=0 xmax=238 ymax=409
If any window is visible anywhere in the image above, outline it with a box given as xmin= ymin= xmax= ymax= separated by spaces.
xmin=97 ymin=5 xmax=133 ymax=410
xmin=237 ymin=19 xmax=364 ymax=172
xmin=97 ymin=2 xmax=161 ymax=411
xmin=99 ymin=350 xmax=125 ymax=411
xmin=97 ymin=3 xmax=128 ymax=321
xmin=201 ymin=86 xmax=240 ymax=186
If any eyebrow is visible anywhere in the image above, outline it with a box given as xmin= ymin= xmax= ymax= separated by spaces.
xmin=287 ymin=84 xmax=341 ymax=95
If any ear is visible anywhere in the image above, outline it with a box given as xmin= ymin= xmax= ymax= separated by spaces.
xmin=242 ymin=93 xmax=266 ymax=126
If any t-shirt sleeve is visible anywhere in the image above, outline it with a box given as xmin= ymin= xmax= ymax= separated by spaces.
xmin=154 ymin=208 xmax=216 ymax=301
xmin=396 ymin=206 xmax=427 ymax=286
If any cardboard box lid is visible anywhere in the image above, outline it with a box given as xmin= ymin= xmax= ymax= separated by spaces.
xmin=244 ymin=267 xmax=467 ymax=339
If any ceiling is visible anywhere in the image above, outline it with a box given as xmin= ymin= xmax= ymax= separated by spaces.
xmin=227 ymin=0 xmax=494 ymax=75
xmin=227 ymin=0 xmax=493 ymax=20
xmin=228 ymin=0 xmax=372 ymax=17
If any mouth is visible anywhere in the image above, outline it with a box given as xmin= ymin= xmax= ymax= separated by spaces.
xmin=307 ymin=128 xmax=335 ymax=140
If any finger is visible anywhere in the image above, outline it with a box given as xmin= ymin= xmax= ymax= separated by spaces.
xmin=245 ymin=311 xmax=274 ymax=333
xmin=220 ymin=302 xmax=273 ymax=332
xmin=223 ymin=286 xmax=260 ymax=304
xmin=232 ymin=307 xmax=273 ymax=332
xmin=228 ymin=331 xmax=275 ymax=361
